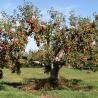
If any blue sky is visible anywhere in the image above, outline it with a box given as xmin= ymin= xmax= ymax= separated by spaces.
xmin=1 ymin=0 xmax=98 ymax=17
xmin=0 ymin=0 xmax=98 ymax=51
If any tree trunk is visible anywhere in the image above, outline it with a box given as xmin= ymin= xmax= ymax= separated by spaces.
xmin=49 ymin=49 xmax=64 ymax=84
xmin=0 ymin=69 xmax=3 ymax=79
xmin=43 ymin=48 xmax=64 ymax=85
xmin=50 ymin=65 xmax=60 ymax=84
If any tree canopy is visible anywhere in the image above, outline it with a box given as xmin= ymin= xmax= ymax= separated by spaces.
xmin=0 ymin=1 xmax=98 ymax=82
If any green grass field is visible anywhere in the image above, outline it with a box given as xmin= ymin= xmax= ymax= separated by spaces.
xmin=1 ymin=67 xmax=98 ymax=98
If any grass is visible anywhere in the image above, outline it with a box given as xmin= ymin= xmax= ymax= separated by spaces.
xmin=0 ymin=67 xmax=98 ymax=98
xmin=60 ymin=68 xmax=98 ymax=88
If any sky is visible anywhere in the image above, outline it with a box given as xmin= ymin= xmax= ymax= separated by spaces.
xmin=0 ymin=0 xmax=98 ymax=52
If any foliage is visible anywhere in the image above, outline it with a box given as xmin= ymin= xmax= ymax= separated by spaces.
xmin=1 ymin=1 xmax=98 ymax=81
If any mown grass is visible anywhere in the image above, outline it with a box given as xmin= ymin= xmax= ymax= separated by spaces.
xmin=0 ymin=67 xmax=98 ymax=98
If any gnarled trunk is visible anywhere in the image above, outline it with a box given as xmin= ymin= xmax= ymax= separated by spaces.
xmin=50 ymin=49 xmax=64 ymax=83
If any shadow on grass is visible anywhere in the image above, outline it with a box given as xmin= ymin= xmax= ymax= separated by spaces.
xmin=2 ymin=82 xmax=23 ymax=88
xmin=23 ymin=77 xmax=95 ymax=92
xmin=22 ymin=77 xmax=83 ymax=91
xmin=0 ymin=78 xmax=94 ymax=92
xmin=0 ymin=84 xmax=5 ymax=91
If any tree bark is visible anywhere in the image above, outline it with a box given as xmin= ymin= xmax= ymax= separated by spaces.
xmin=49 ymin=49 xmax=64 ymax=84
xmin=50 ymin=64 xmax=60 ymax=84
xmin=0 ymin=69 xmax=3 ymax=79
